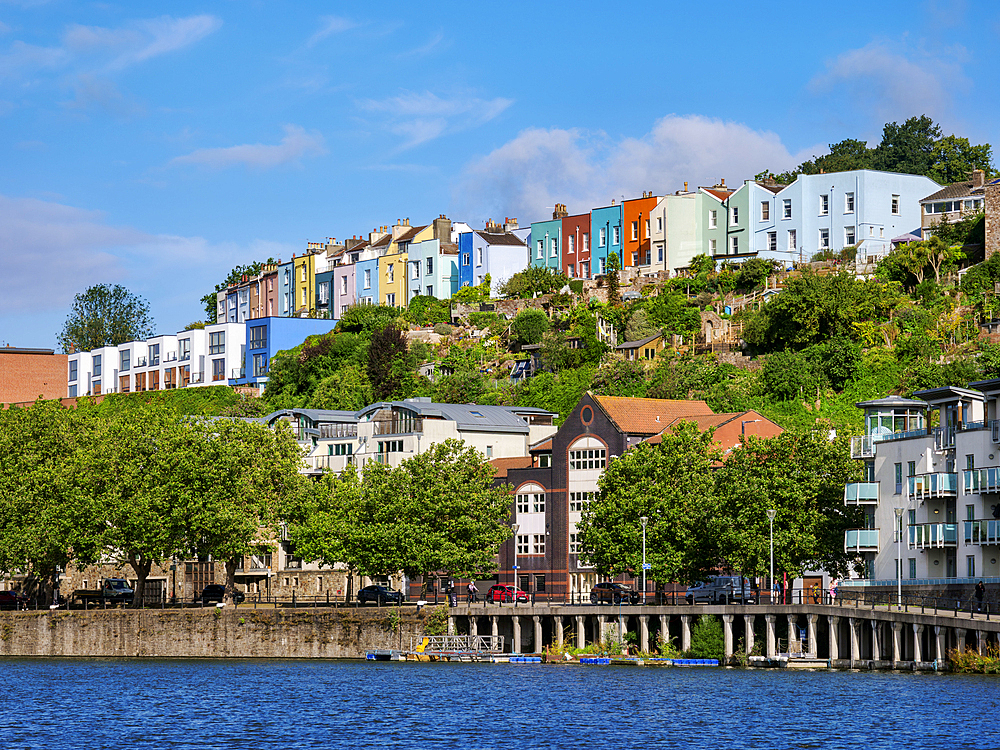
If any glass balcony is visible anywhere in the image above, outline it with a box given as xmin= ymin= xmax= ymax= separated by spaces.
xmin=844 ymin=482 xmax=879 ymax=505
xmin=908 ymin=472 xmax=957 ymax=499
xmin=934 ymin=427 xmax=956 ymax=451
xmin=964 ymin=519 xmax=1000 ymax=546
xmin=964 ymin=467 xmax=1000 ymax=494
xmin=844 ymin=528 xmax=879 ymax=553
xmin=908 ymin=523 xmax=958 ymax=549
xmin=850 ymin=436 xmax=875 ymax=459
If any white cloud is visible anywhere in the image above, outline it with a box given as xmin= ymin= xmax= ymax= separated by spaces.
xmin=170 ymin=124 xmax=328 ymax=169
xmin=809 ymin=41 xmax=966 ymax=124
xmin=0 ymin=40 xmax=68 ymax=80
xmin=453 ymin=115 xmax=814 ymax=224
xmin=306 ymin=15 xmax=356 ymax=47
xmin=360 ymin=91 xmax=513 ymax=148
xmin=0 ymin=192 xmax=298 ymax=342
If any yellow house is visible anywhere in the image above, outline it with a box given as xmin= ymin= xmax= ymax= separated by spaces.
xmin=377 ymin=220 xmax=423 ymax=307
xmin=615 ymin=334 xmax=666 ymax=362
xmin=293 ymin=247 xmax=322 ymax=317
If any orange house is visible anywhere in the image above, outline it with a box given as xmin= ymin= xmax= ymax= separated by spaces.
xmin=622 ymin=192 xmax=659 ymax=268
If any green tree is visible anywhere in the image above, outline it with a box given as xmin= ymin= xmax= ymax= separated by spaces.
xmin=336 ymin=304 xmax=402 ymax=336
xmin=0 ymin=401 xmax=106 ymax=603
xmin=929 ymin=135 xmax=995 ymax=185
xmin=923 ymin=234 xmax=965 ymax=283
xmin=367 ymin=325 xmax=411 ymax=401
xmin=179 ymin=418 xmax=305 ymax=604
xmin=871 ymin=115 xmax=941 ymax=175
xmin=498 ymin=267 xmax=568 ymax=299
xmin=761 ymin=350 xmax=820 ymax=401
xmin=452 ymin=275 xmax=493 ymax=304
xmin=688 ymin=615 xmax=725 ymax=660
xmin=58 ymin=284 xmax=155 ymax=354
xmin=511 ymin=308 xmax=550 ymax=346
xmin=932 ymin=211 xmax=985 ymax=250
xmin=404 ymin=295 xmax=452 ymax=326
xmin=200 ymin=259 xmax=276 ymax=323
xmin=311 ymin=365 xmax=372 ymax=410
xmin=433 ymin=371 xmax=488 ymax=404
xmin=713 ymin=433 xmax=863 ymax=581
xmin=606 ymin=252 xmax=621 ymax=307
xmin=577 ymin=422 xmax=721 ymax=584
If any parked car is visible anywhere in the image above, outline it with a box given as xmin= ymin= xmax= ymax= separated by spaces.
xmin=71 ymin=578 xmax=134 ymax=607
xmin=0 ymin=590 xmax=27 ymax=609
xmin=485 ymin=585 xmax=529 ymax=604
xmin=590 ymin=581 xmax=640 ymax=605
xmin=685 ymin=576 xmax=756 ymax=605
xmin=201 ymin=584 xmax=246 ymax=605
xmin=358 ymin=585 xmax=404 ymax=605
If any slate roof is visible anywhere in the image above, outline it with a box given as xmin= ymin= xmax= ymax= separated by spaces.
xmin=591 ymin=394 xmax=713 ymax=436
xmin=396 ymin=225 xmax=426 ymax=243
xmin=264 ymin=408 xmax=359 ymax=424
xmin=616 ymin=335 xmax=661 ymax=350
xmin=356 ymin=398 xmax=547 ymax=434
xmin=474 ymin=230 xmax=527 ymax=247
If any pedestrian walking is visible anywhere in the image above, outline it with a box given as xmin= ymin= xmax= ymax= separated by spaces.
xmin=467 ymin=581 xmax=478 ymax=604
xmin=448 ymin=581 xmax=458 ymax=607
xmin=975 ymin=580 xmax=985 ymax=612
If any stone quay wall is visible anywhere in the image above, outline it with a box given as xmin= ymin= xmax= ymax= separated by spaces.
xmin=0 ymin=606 xmax=432 ymax=659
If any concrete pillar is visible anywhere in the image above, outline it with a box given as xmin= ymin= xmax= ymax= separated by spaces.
xmin=512 ymin=615 xmax=521 ymax=654
xmin=891 ymin=622 xmax=903 ymax=663
xmin=807 ymin=615 xmax=819 ymax=657
xmin=597 ymin=615 xmax=607 ymax=645
xmin=469 ymin=615 xmax=478 ymax=638
xmin=659 ymin=615 xmax=669 ymax=653
xmin=848 ymin=618 xmax=859 ymax=662
xmin=722 ymin=614 xmax=734 ymax=658
xmin=765 ymin=614 xmax=776 ymax=658
xmin=681 ymin=615 xmax=692 ymax=653
xmin=490 ymin=615 xmax=499 ymax=649
xmin=871 ymin=621 xmax=881 ymax=661
xmin=955 ymin=627 xmax=966 ymax=653
xmin=787 ymin=615 xmax=798 ymax=653
xmin=447 ymin=615 xmax=455 ymax=636
xmin=913 ymin=624 xmax=924 ymax=663
xmin=828 ymin=616 xmax=840 ymax=661
xmin=743 ymin=614 xmax=755 ymax=655
xmin=934 ymin=625 xmax=944 ymax=663
xmin=575 ymin=615 xmax=585 ymax=650
xmin=618 ymin=613 xmax=627 ymax=649
xmin=978 ymin=630 xmax=985 ymax=655
xmin=639 ymin=615 xmax=650 ymax=654
xmin=533 ymin=615 xmax=542 ymax=654
xmin=555 ymin=616 xmax=564 ymax=649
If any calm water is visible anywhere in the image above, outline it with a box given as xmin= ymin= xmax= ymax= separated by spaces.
xmin=0 ymin=659 xmax=996 ymax=749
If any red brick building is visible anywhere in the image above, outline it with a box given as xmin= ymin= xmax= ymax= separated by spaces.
xmin=0 ymin=347 xmax=68 ymax=404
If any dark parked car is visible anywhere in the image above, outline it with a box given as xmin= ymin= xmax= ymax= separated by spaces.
xmin=358 ymin=585 xmax=404 ymax=605
xmin=485 ymin=585 xmax=529 ymax=604
xmin=201 ymin=585 xmax=245 ymax=604
xmin=590 ymin=581 xmax=640 ymax=605
xmin=0 ymin=590 xmax=27 ymax=609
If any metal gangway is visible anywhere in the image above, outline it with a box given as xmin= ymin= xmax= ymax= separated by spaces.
xmin=411 ymin=634 xmax=505 ymax=654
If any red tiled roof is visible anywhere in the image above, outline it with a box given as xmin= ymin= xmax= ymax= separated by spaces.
xmin=490 ymin=456 xmax=533 ymax=478
xmin=703 ymin=188 xmax=734 ymax=202
xmin=591 ymin=394 xmax=713 ymax=436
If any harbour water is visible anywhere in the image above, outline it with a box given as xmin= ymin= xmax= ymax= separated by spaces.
xmin=1 ymin=658 xmax=995 ymax=749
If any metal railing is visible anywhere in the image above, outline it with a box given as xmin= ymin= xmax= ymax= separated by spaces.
xmin=908 ymin=472 xmax=957 ymax=499
xmin=908 ymin=522 xmax=958 ymax=549
xmin=934 ymin=427 xmax=956 ymax=451
xmin=844 ymin=528 xmax=879 ymax=552
xmin=411 ymin=634 xmax=504 ymax=653
xmin=965 ymin=519 xmax=1000 ymax=546
xmin=844 ymin=482 xmax=879 ymax=505
xmin=964 ymin=467 xmax=1000 ymax=494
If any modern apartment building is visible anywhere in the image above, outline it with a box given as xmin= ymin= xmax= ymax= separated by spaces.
xmin=68 ymin=322 xmax=245 ymax=397
xmin=844 ymin=383 xmax=1000 ymax=592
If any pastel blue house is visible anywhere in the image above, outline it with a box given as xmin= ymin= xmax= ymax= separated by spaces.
xmin=732 ymin=170 xmax=940 ymax=267
xmin=529 ymin=218 xmax=562 ymax=271
xmin=589 ymin=203 xmax=623 ymax=276
xmin=355 ymin=257 xmax=378 ymax=305
xmin=231 ymin=317 xmax=338 ymax=389
xmin=458 ymin=231 xmax=474 ymax=288
xmin=407 ymin=233 xmax=460 ymax=301
xmin=277 ymin=260 xmax=295 ymax=317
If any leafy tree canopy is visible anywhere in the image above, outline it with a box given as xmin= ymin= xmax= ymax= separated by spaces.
xmin=58 ymin=284 xmax=154 ymax=354
xmin=498 ymin=266 xmax=568 ymax=299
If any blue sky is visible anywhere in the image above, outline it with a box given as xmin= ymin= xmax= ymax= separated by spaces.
xmin=1 ymin=0 xmax=998 ymax=348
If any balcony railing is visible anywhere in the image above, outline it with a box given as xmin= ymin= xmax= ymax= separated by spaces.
xmin=319 ymin=423 xmax=358 ymax=439
xmin=908 ymin=472 xmax=957 ymax=499
xmin=304 ymin=454 xmax=354 ymax=471
xmin=963 ymin=467 xmax=1000 ymax=494
xmin=844 ymin=528 xmax=879 ymax=553
xmin=844 ymin=482 xmax=879 ymax=505
xmin=934 ymin=427 xmax=956 ymax=451
xmin=965 ymin=519 xmax=1000 ymax=546
xmin=849 ymin=429 xmax=929 ymax=459
xmin=908 ymin=522 xmax=958 ymax=549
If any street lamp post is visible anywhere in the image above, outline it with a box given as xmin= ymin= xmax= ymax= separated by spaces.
xmin=511 ymin=523 xmax=520 ymax=597
xmin=640 ymin=516 xmax=648 ymax=605
xmin=894 ymin=507 xmax=904 ymax=610
xmin=766 ymin=509 xmax=776 ymax=604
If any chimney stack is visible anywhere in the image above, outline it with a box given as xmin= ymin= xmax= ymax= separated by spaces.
xmin=553 ymin=203 xmax=569 ymax=219
xmin=974 ymin=169 xmax=986 ymax=189
xmin=433 ymin=214 xmax=452 ymax=241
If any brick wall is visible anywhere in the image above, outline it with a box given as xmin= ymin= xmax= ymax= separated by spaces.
xmin=0 ymin=350 xmax=67 ymax=403
xmin=986 ymin=182 xmax=1000 ymax=260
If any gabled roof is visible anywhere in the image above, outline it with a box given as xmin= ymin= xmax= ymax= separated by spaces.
xmin=616 ymin=335 xmax=661 ymax=350
xmin=855 ymin=395 xmax=928 ymax=410
xmin=591 ymin=394 xmax=713 ymax=436
xmin=920 ymin=180 xmax=978 ymax=202
xmin=756 ymin=181 xmax=785 ymax=194
xmin=474 ymin=230 xmax=527 ymax=247
xmin=396 ymin=225 xmax=426 ymax=243
xmin=264 ymin=408 xmax=359 ymax=425
xmin=371 ymin=234 xmax=392 ymax=248
xmin=702 ymin=188 xmax=733 ymax=202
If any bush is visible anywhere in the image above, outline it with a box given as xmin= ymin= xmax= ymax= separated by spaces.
xmin=687 ymin=614 xmax=724 ymax=661
xmin=433 ymin=323 xmax=454 ymax=336
xmin=511 ymin=309 xmax=550 ymax=345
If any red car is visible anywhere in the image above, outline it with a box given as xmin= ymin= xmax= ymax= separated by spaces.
xmin=485 ymin=585 xmax=529 ymax=603
xmin=0 ymin=591 xmax=27 ymax=609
